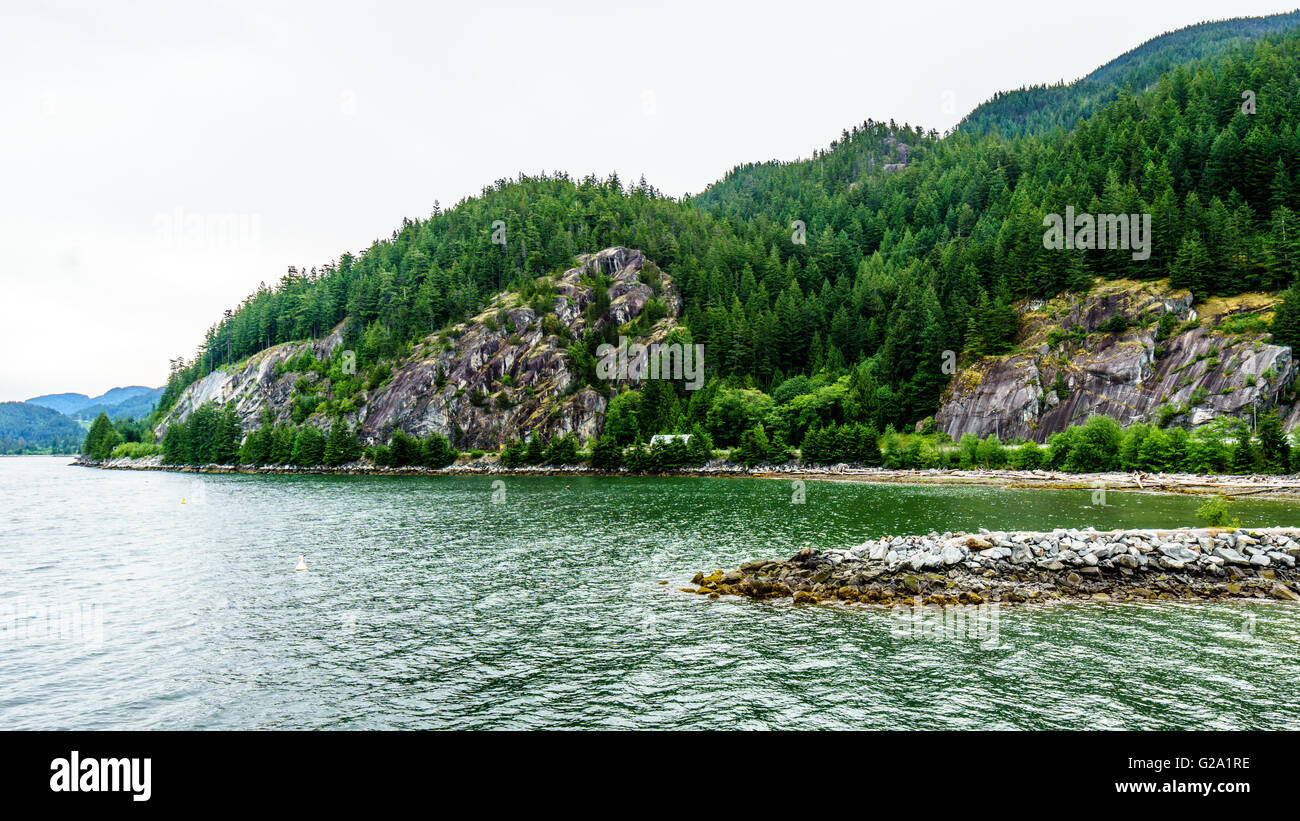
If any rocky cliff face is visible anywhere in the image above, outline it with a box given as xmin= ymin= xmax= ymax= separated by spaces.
xmin=935 ymin=280 xmax=1296 ymax=442
xmin=360 ymin=247 xmax=680 ymax=447
xmin=158 ymin=247 xmax=680 ymax=448
xmin=156 ymin=325 xmax=347 ymax=439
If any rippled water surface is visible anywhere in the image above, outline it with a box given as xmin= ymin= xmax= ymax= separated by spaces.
xmin=2 ymin=456 xmax=1299 ymax=729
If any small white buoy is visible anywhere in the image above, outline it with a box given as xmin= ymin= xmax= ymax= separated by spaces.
xmin=295 ymin=555 xmax=307 ymax=571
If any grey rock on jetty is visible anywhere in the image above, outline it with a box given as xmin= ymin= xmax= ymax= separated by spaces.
xmin=687 ymin=528 xmax=1300 ymax=606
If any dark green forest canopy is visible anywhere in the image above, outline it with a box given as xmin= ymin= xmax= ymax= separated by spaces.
xmin=157 ymin=24 xmax=1300 ymax=437
xmin=0 ymin=402 xmax=84 ymax=454
xmin=958 ymin=9 xmax=1300 ymax=137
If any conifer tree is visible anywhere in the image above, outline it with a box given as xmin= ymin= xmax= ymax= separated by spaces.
xmin=291 ymin=426 xmax=327 ymax=466
xmin=590 ymin=435 xmax=623 ymax=470
xmin=82 ymin=412 xmax=120 ymax=460
xmin=1271 ymin=286 xmax=1300 ymax=350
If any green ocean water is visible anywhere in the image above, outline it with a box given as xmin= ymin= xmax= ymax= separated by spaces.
xmin=2 ymin=456 xmax=1298 ymax=729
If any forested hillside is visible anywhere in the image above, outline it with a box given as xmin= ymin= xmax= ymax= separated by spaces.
xmin=957 ymin=9 xmax=1300 ymax=137
xmin=155 ymin=20 xmax=1300 ymax=453
xmin=0 ymin=402 xmax=84 ymax=454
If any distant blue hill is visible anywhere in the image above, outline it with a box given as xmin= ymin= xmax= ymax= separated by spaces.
xmin=72 ymin=389 xmax=165 ymax=421
xmin=86 ymin=385 xmax=160 ymax=408
xmin=25 ymin=386 xmax=164 ymax=421
xmin=26 ymin=392 xmax=91 ymax=415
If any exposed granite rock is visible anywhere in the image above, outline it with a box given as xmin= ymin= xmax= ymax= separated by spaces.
xmin=157 ymin=247 xmax=680 ymax=449
xmin=360 ymin=247 xmax=680 ymax=448
xmin=156 ymin=325 xmax=347 ymax=438
xmin=935 ymin=281 xmax=1294 ymax=441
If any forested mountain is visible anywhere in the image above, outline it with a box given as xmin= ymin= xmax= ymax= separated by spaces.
xmin=0 ymin=402 xmax=84 ymax=454
xmin=957 ymin=9 xmax=1300 ymax=137
xmin=155 ymin=20 xmax=1300 ymax=452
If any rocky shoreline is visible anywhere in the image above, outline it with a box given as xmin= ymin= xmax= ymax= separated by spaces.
xmin=686 ymin=528 xmax=1300 ymax=606
xmin=72 ymin=455 xmax=1300 ymax=498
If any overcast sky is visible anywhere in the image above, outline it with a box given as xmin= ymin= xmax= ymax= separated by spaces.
xmin=2 ymin=0 xmax=1295 ymax=401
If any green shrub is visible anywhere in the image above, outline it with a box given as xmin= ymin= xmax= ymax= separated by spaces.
xmin=1195 ymin=496 xmax=1239 ymax=528
xmin=110 ymin=441 xmax=162 ymax=460
xmin=1096 ymin=314 xmax=1131 ymax=334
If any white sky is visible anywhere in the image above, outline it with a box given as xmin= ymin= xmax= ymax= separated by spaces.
xmin=2 ymin=0 xmax=1294 ymax=401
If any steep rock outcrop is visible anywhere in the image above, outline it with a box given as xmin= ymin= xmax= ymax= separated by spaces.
xmin=935 ymin=280 xmax=1294 ymax=441
xmin=156 ymin=325 xmax=347 ymax=438
xmin=361 ymin=247 xmax=680 ymax=447
xmin=158 ymin=247 xmax=680 ymax=448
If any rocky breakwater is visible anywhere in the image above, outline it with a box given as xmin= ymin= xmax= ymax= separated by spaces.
xmin=687 ymin=528 xmax=1300 ymax=606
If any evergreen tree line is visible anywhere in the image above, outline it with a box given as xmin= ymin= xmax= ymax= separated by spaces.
xmin=499 ymin=433 xmax=582 ymax=467
xmin=159 ymin=404 xmax=366 ymax=467
xmin=1043 ymin=412 xmax=1292 ymax=474
xmin=588 ymin=433 xmax=715 ymax=473
xmin=139 ymin=399 xmax=1298 ymax=477
xmin=883 ymin=412 xmax=1295 ymax=475
xmin=371 ymin=429 xmax=456 ymax=469
xmin=80 ymin=413 xmax=156 ymax=459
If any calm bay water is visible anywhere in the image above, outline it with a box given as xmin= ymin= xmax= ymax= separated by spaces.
xmin=2 ymin=455 xmax=1299 ymax=730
